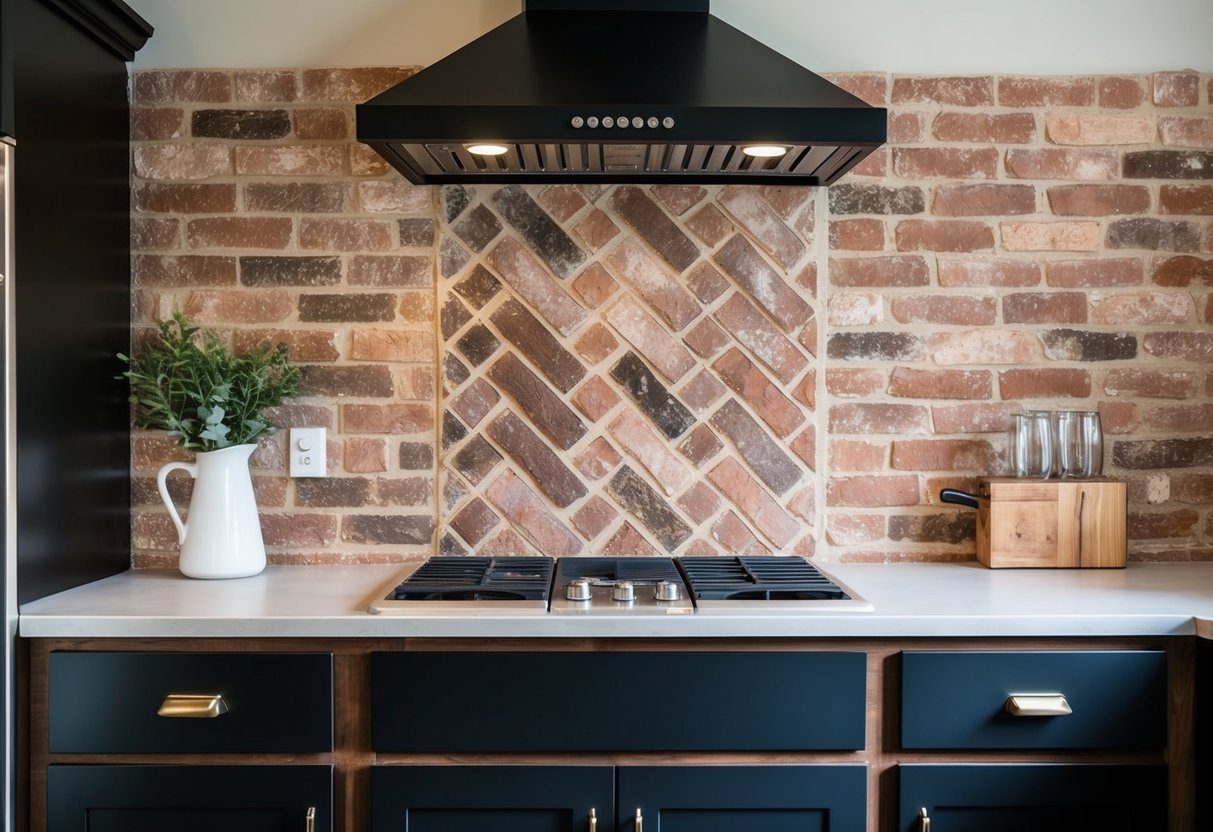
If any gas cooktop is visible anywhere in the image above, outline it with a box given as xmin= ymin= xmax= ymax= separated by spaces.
xmin=369 ymin=555 xmax=871 ymax=615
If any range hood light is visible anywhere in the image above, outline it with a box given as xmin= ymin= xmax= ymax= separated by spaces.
xmin=742 ymin=145 xmax=789 ymax=158
xmin=467 ymin=144 xmax=510 ymax=156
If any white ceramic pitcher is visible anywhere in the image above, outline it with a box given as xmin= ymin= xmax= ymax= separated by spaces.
xmin=157 ymin=443 xmax=267 ymax=579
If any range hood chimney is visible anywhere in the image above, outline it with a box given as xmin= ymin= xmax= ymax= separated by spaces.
xmin=356 ymin=0 xmax=886 ymax=185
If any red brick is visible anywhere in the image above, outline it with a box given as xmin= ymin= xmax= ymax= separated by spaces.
xmin=714 ymin=235 xmax=811 ymax=331
xmin=930 ymin=403 xmax=1021 ymax=434
xmin=828 ymin=293 xmax=882 ymax=326
xmin=345 ymin=329 xmax=429 ymax=363
xmin=1173 ymin=474 xmax=1213 ymax=505
xmin=652 ymin=184 xmax=707 ymax=216
xmin=233 ymin=329 xmax=339 ymax=362
xmin=571 ymin=496 xmax=619 ymax=539
xmin=789 ymin=426 xmax=815 ymax=469
xmin=1160 ymin=186 xmax=1213 ymax=215
xmin=293 ymin=108 xmax=348 ymax=139
xmin=606 ymin=409 xmax=689 ymax=496
xmin=998 ymin=76 xmax=1093 ymax=106
xmin=301 ymin=67 xmax=418 ymax=101
xmin=893 ymin=147 xmax=998 ymax=179
xmin=685 ymin=204 xmax=735 ymax=247
xmin=1002 ymin=292 xmax=1088 ymax=324
xmin=890 ymin=295 xmax=996 ymax=326
xmin=829 ymin=219 xmax=885 ymax=250
xmin=714 ymin=294 xmax=807 ymax=384
xmin=891 ymin=439 xmax=997 ymax=471
xmin=713 ymin=348 xmax=805 ymax=438
xmin=573 ymin=208 xmax=620 ymax=251
xmin=795 ymin=370 xmax=816 ymax=411
xmin=998 ymin=368 xmax=1092 ymax=399
xmin=826 ymin=368 xmax=886 ymax=398
xmin=1005 ymin=148 xmax=1119 ymax=180
xmin=350 ymin=144 xmax=390 ymax=177
xmin=707 ymin=458 xmax=799 ymax=547
xmin=574 ymin=437 xmax=623 ymax=480
xmin=184 ymin=217 xmax=290 ymax=250
xmin=344 ymin=438 xmax=387 ymax=473
xmin=830 ymin=255 xmax=929 ymax=287
xmin=234 ymin=70 xmax=298 ymax=102
xmin=1105 ymin=368 xmax=1199 ymax=399
xmin=829 ymin=440 xmax=887 ymax=472
xmin=718 ymin=186 xmax=806 ymax=270
xmin=133 ymin=70 xmax=231 ymax=105
xmin=932 ymin=184 xmax=1035 ymax=216
xmin=826 ymin=513 xmax=885 ymax=545
xmin=889 ymin=111 xmax=926 ymax=143
xmin=710 ymin=512 xmax=768 ymax=555
xmin=604 ymin=238 xmax=701 ymax=330
xmin=888 ymin=368 xmax=993 ymax=400
xmin=683 ymin=317 xmax=729 ymax=358
xmin=132 ymin=107 xmax=185 ymax=140
xmin=1159 ymin=116 xmax=1213 ymax=148
xmin=571 ymin=262 xmax=619 ymax=309
xmin=450 ymin=499 xmax=501 ymax=546
xmin=1152 ymin=71 xmax=1200 ymax=107
xmin=931 ymin=112 xmax=1036 ymax=144
xmin=133 ymin=145 xmax=232 ymax=181
xmin=450 ymin=379 xmax=499 ymax=428
xmin=538 ymin=184 xmax=588 ymax=222
xmin=488 ymin=238 xmax=587 ymax=336
xmin=938 ymin=257 xmax=1040 ymax=287
xmin=182 ymin=290 xmax=292 ymax=324
xmin=824 ymin=73 xmax=889 ymax=105
xmin=260 ymin=513 xmax=337 ymax=548
xmin=1045 ymin=113 xmax=1155 ymax=145
xmin=571 ymin=376 xmax=620 ymax=422
xmin=396 ymin=367 xmax=434 ymax=401
xmin=357 ymin=180 xmax=431 ymax=214
xmin=341 ymin=404 xmax=433 ymax=434
xmin=478 ymin=529 xmax=539 ymax=558
xmin=1139 ymin=403 xmax=1213 ymax=433
xmin=826 ymin=475 xmax=920 ymax=507
xmin=606 ymin=296 xmax=694 ymax=383
xmin=575 ymin=323 xmax=620 ymax=364
xmin=676 ymin=482 xmax=720 ymax=525
xmin=1047 ymin=258 xmax=1143 ymax=287
xmin=1099 ymin=76 xmax=1145 ymax=109
xmin=1001 ymin=221 xmax=1100 ymax=251
xmin=895 ymin=220 xmax=994 ymax=252
xmin=677 ymin=424 xmax=723 ymax=468
xmin=299 ymin=218 xmax=393 ymax=252
xmin=892 ymin=76 xmax=994 ymax=106
xmin=851 ymin=150 xmax=887 ymax=177
xmin=485 ymin=470 xmax=582 ymax=556
xmin=234 ymin=146 xmax=347 ymax=177
xmin=1092 ymin=292 xmax=1195 ymax=325
xmin=829 ymin=403 xmax=930 ymax=434
xmin=1128 ymin=509 xmax=1201 ymax=541
xmin=1047 ymin=185 xmax=1151 ymax=216
xmin=1142 ymin=332 xmax=1213 ymax=363
xmin=134 ymin=255 xmax=236 ymax=287
xmin=928 ymin=330 xmax=1036 ymax=365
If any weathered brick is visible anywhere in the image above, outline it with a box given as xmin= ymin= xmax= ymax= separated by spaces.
xmin=931 ymin=402 xmax=1022 ymax=434
xmin=1106 ymin=218 xmax=1202 ymax=251
xmin=342 ymin=438 xmax=386 ymax=474
xmin=182 ymin=290 xmax=293 ymax=324
xmin=675 ymin=482 xmax=720 ymax=526
xmin=1159 ymin=116 xmax=1213 ymax=148
xmin=676 ymin=424 xmax=722 ymax=469
xmin=826 ymin=475 xmax=920 ymax=507
xmin=1123 ymin=151 xmax=1213 ymax=180
xmin=683 ymin=317 xmax=730 ymax=358
xmin=134 ymin=255 xmax=236 ymax=287
xmin=232 ymin=69 xmax=297 ymax=102
xmin=893 ymin=147 xmax=998 ymax=179
xmin=298 ymin=293 xmax=395 ymax=323
xmin=490 ymin=185 xmax=587 ymax=278
xmin=574 ymin=322 xmax=620 ymax=365
xmin=710 ymin=399 xmax=802 ymax=496
xmin=342 ymin=404 xmax=433 ymax=434
xmin=1128 ymin=509 xmax=1200 ymax=540
xmin=488 ymin=353 xmax=586 ymax=450
xmin=829 ymin=219 xmax=885 ymax=250
xmin=571 ymin=495 xmax=619 ymax=539
xmin=569 ymin=262 xmax=618 ymax=309
xmin=892 ymin=76 xmax=994 ymax=106
xmin=239 ymin=256 xmax=340 ymax=287
xmin=826 ymin=368 xmax=886 ymax=398
xmin=134 ymin=70 xmax=231 ymax=105
xmin=450 ymin=379 xmax=499 ymax=428
xmin=685 ymin=203 xmax=735 ymax=247
xmin=829 ymin=403 xmax=930 ymax=435
xmin=1105 ymin=368 xmax=1199 ymax=399
xmin=601 ymin=523 xmax=662 ymax=557
xmin=831 ymin=254 xmax=930 ymax=287
xmin=680 ymin=369 xmax=728 ymax=414
xmin=349 ymin=255 xmax=430 ymax=288
xmin=292 ymin=108 xmax=348 ymax=139
xmin=604 ymin=238 xmax=701 ymax=330
xmin=185 ymin=217 xmax=291 ymax=250
xmin=1047 ymin=185 xmax=1151 ymax=216
xmin=359 ymin=180 xmax=432 ymax=214
xmin=605 ymin=295 xmax=695 ymax=383
xmin=1141 ymin=402 xmax=1213 ymax=433
xmin=260 ymin=513 xmax=337 ymax=548
xmin=999 ymin=76 xmax=1093 ymax=106
xmin=136 ymin=183 xmax=236 ymax=215
xmin=1092 ymin=292 xmax=1194 ymax=325
xmin=1142 ymin=332 xmax=1213 ymax=362
xmin=828 ymin=293 xmax=882 ymax=326
xmin=488 ymin=411 xmax=587 ymax=508
xmin=299 ymin=218 xmax=393 ymax=251
xmin=710 ymin=512 xmax=768 ymax=555
xmin=1160 ymin=185 xmax=1213 ymax=215
xmin=707 ymin=458 xmax=798 ymax=546
xmin=888 ymin=512 xmax=976 ymax=544
xmin=301 ymin=365 xmax=393 ymax=398
xmin=892 ymin=439 xmax=997 ymax=471
xmin=452 ymin=204 xmax=503 ymax=253
xmin=998 ymin=368 xmax=1091 ymax=398
xmin=713 ymin=235 xmax=811 ymax=331
xmin=341 ymin=515 xmax=432 ymax=546
xmin=490 ymin=298 xmax=586 ymax=393
xmin=487 ymin=238 xmax=587 ymax=336
xmin=928 ymin=330 xmax=1036 ymax=365
xmin=571 ymin=376 xmax=620 ymax=422
xmin=301 ymin=67 xmax=418 ymax=101
xmin=607 ymin=465 xmax=693 ymax=551
xmin=890 ymin=295 xmax=997 ymax=326
xmin=573 ymin=208 xmax=620 ymax=251
xmin=233 ymin=329 xmax=339 ymax=362
xmin=889 ymin=368 xmax=992 ymax=400
xmin=715 ymin=294 xmax=807 ymax=384
xmin=398 ymin=218 xmax=435 ymax=247
xmin=449 ymin=499 xmax=500 ymax=546
xmin=132 ymin=107 xmax=185 ymax=140
xmin=441 ymin=411 xmax=468 ymax=450
xmin=244 ymin=182 xmax=348 ymax=213
xmin=1152 ymin=70 xmax=1200 ymax=107
xmin=1046 ymin=258 xmax=1143 ymax=287
xmin=191 ymin=108 xmax=290 ymax=139
xmin=931 ymin=112 xmax=1036 ymax=144
xmin=789 ymin=426 xmax=815 ymax=469
xmin=824 ymin=73 xmax=889 ymax=106
xmin=1151 ymin=255 xmax=1213 ymax=286
xmin=295 ymin=477 xmax=373 ymax=507
xmin=399 ymin=441 xmax=434 ymax=471
xmin=1005 ymin=148 xmax=1119 ymax=180
xmin=1045 ymin=113 xmax=1155 ymax=145
xmin=718 ymin=186 xmax=806 ymax=269
xmin=1114 ymin=437 xmax=1213 ymax=470
xmin=713 ymin=348 xmax=804 ymax=438
xmin=1099 ymin=76 xmax=1145 ymax=109
xmin=938 ymin=257 xmax=1040 ymax=287
xmin=1041 ymin=328 xmax=1137 ymax=361
xmin=826 ymin=513 xmax=885 ymax=545
xmin=1002 ymin=221 xmax=1101 ymax=251
xmin=932 ymin=184 xmax=1035 ymax=216
xmin=569 ymin=437 xmax=620 ymax=482
xmin=1003 ymin=292 xmax=1088 ymax=324
xmin=134 ymin=145 xmax=232 ymax=181
xmin=652 ymin=184 xmax=706 ymax=216
xmin=234 ymin=145 xmax=346 ymax=177
xmin=610 ymin=351 xmax=696 ymax=439
xmin=829 ymin=440 xmax=887 ymax=472
xmin=1174 ymin=474 xmax=1213 ymax=505
xmin=608 ymin=409 xmax=691 ymax=496
xmin=896 ymin=220 xmax=995 ymax=252
xmin=685 ymin=261 xmax=730 ymax=302
xmin=889 ymin=111 xmax=926 ymax=143
xmin=537 ymin=184 xmax=587 ymax=222
xmin=827 ymin=332 xmax=923 ymax=362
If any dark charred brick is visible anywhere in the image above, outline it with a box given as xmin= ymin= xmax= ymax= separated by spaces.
xmin=490 ymin=298 xmax=586 ymax=393
xmin=678 ymin=424 xmax=724 ymax=468
xmin=1112 ymin=437 xmax=1213 ymax=470
xmin=444 ymin=185 xmax=470 ymax=222
xmin=191 ymin=108 xmax=290 ymax=139
xmin=245 ymin=182 xmax=347 ymax=213
xmin=455 ymin=323 xmax=500 ymax=367
xmin=349 ymin=255 xmax=430 ymax=287
xmin=453 ymin=203 xmax=503 ymax=252
xmin=488 ymin=353 xmax=587 ymax=450
xmin=888 ymin=512 xmax=976 ymax=544
xmin=443 ymin=477 xmax=468 ymax=513
xmin=443 ymin=353 xmax=471 ymax=388
xmin=451 ymin=498 xmax=501 ymax=545
xmin=301 ymin=365 xmax=393 ymax=397
xmin=453 ymin=264 xmax=502 ymax=309
xmin=295 ymin=477 xmax=373 ymax=507
xmin=451 ymin=435 xmax=503 ymax=485
xmin=1123 ymin=150 xmax=1213 ymax=180
xmin=1040 ymin=329 xmax=1138 ymax=361
xmin=375 ymin=477 xmax=431 ymax=507
xmin=439 ymin=236 xmax=470 ymax=278
xmin=714 ymin=235 xmax=811 ymax=331
xmin=827 ymin=332 xmax=924 ymax=362
xmin=398 ymin=218 xmax=435 ymax=247
xmin=609 ymin=352 xmax=696 ymax=440
xmin=298 ymin=293 xmax=395 ymax=322
xmin=610 ymin=186 xmax=700 ymax=272
xmin=439 ymin=532 xmax=468 ymax=556
xmin=440 ymin=296 xmax=472 ymax=340
xmin=829 ymin=183 xmax=925 ymax=215
xmin=1106 ymin=218 xmax=1201 ymax=252
xmin=491 ymin=185 xmax=586 ymax=278
xmin=442 ymin=410 xmax=468 ymax=450
xmin=399 ymin=442 xmax=433 ymax=470
xmin=342 ymin=514 xmax=433 ymax=545
xmin=241 ymin=256 xmax=341 ymax=286
xmin=1152 ymin=255 xmax=1213 ymax=287
xmin=487 ymin=411 xmax=588 ymax=508
xmin=709 ymin=399 xmax=802 ymax=496
xmin=607 ymin=466 xmax=693 ymax=552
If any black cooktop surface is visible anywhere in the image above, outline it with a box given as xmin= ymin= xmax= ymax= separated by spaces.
xmin=389 ymin=556 xmax=555 ymax=601
xmin=677 ymin=556 xmax=851 ymax=601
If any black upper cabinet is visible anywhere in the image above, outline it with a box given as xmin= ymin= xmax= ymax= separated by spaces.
xmin=5 ymin=0 xmax=150 ymax=601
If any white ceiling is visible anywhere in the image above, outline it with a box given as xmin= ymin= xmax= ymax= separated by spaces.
xmin=126 ymin=0 xmax=1213 ymax=74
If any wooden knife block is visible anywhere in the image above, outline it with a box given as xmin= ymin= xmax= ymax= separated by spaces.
xmin=976 ymin=477 xmax=1127 ymax=568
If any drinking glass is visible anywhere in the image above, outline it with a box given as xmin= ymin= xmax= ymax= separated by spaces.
xmin=1057 ymin=410 xmax=1103 ymax=478
xmin=1013 ymin=412 xmax=1053 ymax=479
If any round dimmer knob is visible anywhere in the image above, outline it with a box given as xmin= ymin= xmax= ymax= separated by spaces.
xmin=655 ymin=580 xmax=681 ymax=601
xmin=612 ymin=581 xmax=635 ymax=602
xmin=566 ymin=579 xmax=592 ymax=601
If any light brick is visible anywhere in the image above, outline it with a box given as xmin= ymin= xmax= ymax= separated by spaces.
xmin=1047 ymin=185 xmax=1151 ymax=216
xmin=931 ymin=403 xmax=1022 ymax=434
xmin=892 ymin=76 xmax=994 ymax=106
xmin=890 ymin=296 xmax=996 ymax=326
xmin=826 ymin=513 xmax=886 ymax=545
xmin=1046 ymin=258 xmax=1143 ymax=288
xmin=714 ymin=293 xmax=808 ymax=384
xmin=1092 ymin=292 xmax=1195 ymax=325
xmin=998 ymin=368 xmax=1092 ymax=399
xmin=1005 ymin=148 xmax=1119 ymax=180
xmin=831 ymin=255 xmax=929 ymax=287
xmin=718 ymin=186 xmax=806 ymax=269
xmin=1105 ymin=369 xmax=1199 ymax=400
xmin=487 ymin=238 xmax=587 ymax=336
xmin=937 ymin=257 xmax=1040 ymax=287
xmin=608 ymin=410 xmax=691 ymax=496
xmin=1001 ymin=221 xmax=1101 ymax=251
xmin=826 ymin=368 xmax=886 ymax=398
xmin=1159 ymin=117 xmax=1213 ymax=148
xmin=604 ymin=238 xmax=701 ymax=330
xmin=707 ymin=458 xmax=799 ymax=547
xmin=927 ymin=330 xmax=1037 ymax=365
xmin=349 ymin=329 xmax=432 ymax=362
xmin=891 ymin=439 xmax=997 ymax=471
xmin=234 ymin=145 xmax=347 ymax=176
xmin=606 ymin=296 xmax=695 ymax=383
xmin=829 ymin=440 xmax=887 ymax=472
xmin=1099 ymin=76 xmax=1145 ymax=109
xmin=999 ymin=76 xmax=1093 ymax=107
xmin=133 ymin=145 xmax=232 ymax=180
xmin=829 ymin=403 xmax=930 ymax=434
xmin=828 ymin=293 xmax=883 ymax=326
xmin=1045 ymin=113 xmax=1155 ymax=145
xmin=1152 ymin=71 xmax=1200 ymax=107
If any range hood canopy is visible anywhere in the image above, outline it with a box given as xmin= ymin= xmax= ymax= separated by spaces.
xmin=356 ymin=0 xmax=886 ymax=186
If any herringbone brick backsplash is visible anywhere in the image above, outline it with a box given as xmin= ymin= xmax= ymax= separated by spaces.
xmin=130 ymin=68 xmax=1213 ymax=567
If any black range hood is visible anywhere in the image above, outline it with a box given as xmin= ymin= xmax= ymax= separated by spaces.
xmin=356 ymin=0 xmax=886 ymax=185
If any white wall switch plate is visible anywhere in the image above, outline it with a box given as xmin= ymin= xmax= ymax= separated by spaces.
xmin=289 ymin=428 xmax=326 ymax=477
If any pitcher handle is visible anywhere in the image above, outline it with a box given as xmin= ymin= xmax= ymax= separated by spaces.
xmin=157 ymin=460 xmax=197 ymax=545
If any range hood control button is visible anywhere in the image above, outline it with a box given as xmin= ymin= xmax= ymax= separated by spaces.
xmin=571 ymin=116 xmax=584 ymax=128
xmin=617 ymin=115 xmax=629 ymax=128
xmin=655 ymin=580 xmax=681 ymax=601
xmin=587 ymin=116 xmax=599 ymax=128
xmin=631 ymin=117 xmax=643 ymax=128
xmin=602 ymin=116 xmax=614 ymax=128
xmin=663 ymin=117 xmax=675 ymax=129
xmin=566 ymin=579 xmax=592 ymax=601
xmin=647 ymin=117 xmax=659 ymax=129
xmin=612 ymin=581 xmax=635 ymax=602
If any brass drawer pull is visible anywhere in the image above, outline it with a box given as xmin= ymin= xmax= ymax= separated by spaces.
xmin=633 ymin=808 xmax=643 ymax=832
xmin=588 ymin=807 xmax=597 ymax=832
xmin=306 ymin=806 xmax=315 ymax=832
xmin=157 ymin=694 xmax=229 ymax=718
xmin=919 ymin=807 xmax=931 ymax=831
xmin=1005 ymin=693 xmax=1072 ymax=717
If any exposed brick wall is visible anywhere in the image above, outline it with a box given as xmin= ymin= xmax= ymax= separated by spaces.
xmin=130 ymin=67 xmax=1213 ymax=568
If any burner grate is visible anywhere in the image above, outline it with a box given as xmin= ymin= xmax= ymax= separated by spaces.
xmin=677 ymin=556 xmax=850 ymax=601
xmin=390 ymin=557 xmax=554 ymax=601
xmin=554 ymin=556 xmax=682 ymax=584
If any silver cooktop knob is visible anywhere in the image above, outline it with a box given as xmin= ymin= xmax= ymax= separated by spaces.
xmin=655 ymin=580 xmax=681 ymax=601
xmin=566 ymin=579 xmax=592 ymax=601
xmin=612 ymin=580 xmax=635 ymax=602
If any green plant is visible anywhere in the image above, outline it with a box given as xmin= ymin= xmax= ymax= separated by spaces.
xmin=119 ymin=311 xmax=302 ymax=451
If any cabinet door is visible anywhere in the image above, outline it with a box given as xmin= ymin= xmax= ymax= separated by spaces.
xmin=372 ymin=765 xmax=613 ymax=832
xmin=616 ymin=765 xmax=866 ymax=832
xmin=47 ymin=765 xmax=332 ymax=832
xmin=899 ymin=764 xmax=1165 ymax=832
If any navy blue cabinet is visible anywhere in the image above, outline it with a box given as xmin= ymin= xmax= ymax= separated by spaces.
xmin=899 ymin=764 xmax=1166 ymax=832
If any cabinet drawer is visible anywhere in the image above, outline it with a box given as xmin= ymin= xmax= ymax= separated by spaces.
xmin=49 ymin=652 xmax=333 ymax=753
xmin=901 ymin=650 xmax=1165 ymax=750
xmin=373 ymin=651 xmax=866 ymax=752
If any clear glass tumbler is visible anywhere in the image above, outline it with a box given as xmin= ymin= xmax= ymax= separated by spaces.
xmin=1057 ymin=410 xmax=1103 ymax=478
xmin=1014 ymin=412 xmax=1053 ymax=479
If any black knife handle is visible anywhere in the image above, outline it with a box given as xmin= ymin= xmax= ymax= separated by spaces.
xmin=939 ymin=488 xmax=980 ymax=509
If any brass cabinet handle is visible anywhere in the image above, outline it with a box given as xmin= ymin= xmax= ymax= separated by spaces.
xmin=1004 ymin=693 xmax=1072 ymax=717
xmin=157 ymin=694 xmax=229 ymax=718
xmin=588 ymin=807 xmax=597 ymax=832
xmin=919 ymin=807 xmax=931 ymax=831
xmin=633 ymin=808 xmax=643 ymax=832
xmin=306 ymin=806 xmax=315 ymax=832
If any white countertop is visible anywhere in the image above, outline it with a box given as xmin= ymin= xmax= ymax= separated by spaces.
xmin=18 ymin=561 xmax=1213 ymax=639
